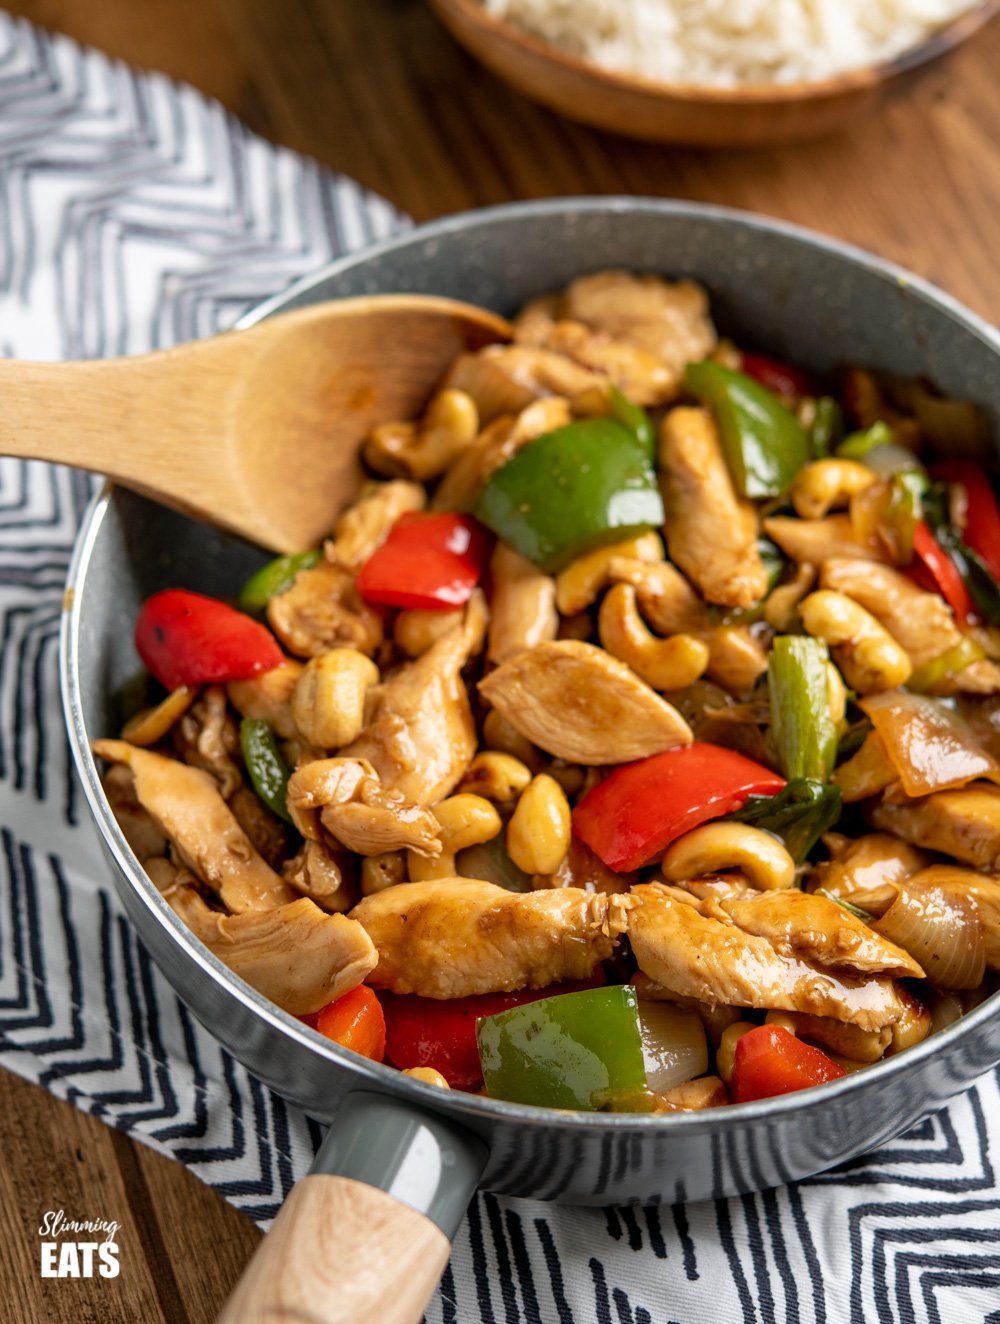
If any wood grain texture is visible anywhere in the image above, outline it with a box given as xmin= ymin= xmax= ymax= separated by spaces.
xmin=216 ymin=1175 xmax=452 ymax=1324
xmin=0 ymin=1069 xmax=260 ymax=1324
xmin=3 ymin=0 xmax=1000 ymax=1319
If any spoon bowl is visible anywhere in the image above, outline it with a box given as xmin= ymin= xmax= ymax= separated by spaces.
xmin=0 ymin=294 xmax=511 ymax=552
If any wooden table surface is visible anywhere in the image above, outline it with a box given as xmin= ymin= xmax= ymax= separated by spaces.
xmin=3 ymin=1 xmax=1000 ymax=1319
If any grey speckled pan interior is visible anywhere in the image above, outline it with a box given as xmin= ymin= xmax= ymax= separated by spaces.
xmin=61 ymin=200 xmax=1000 ymax=1220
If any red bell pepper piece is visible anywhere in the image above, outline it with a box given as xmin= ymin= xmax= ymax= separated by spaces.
xmin=381 ymin=972 xmax=604 ymax=1090
xmin=135 ymin=589 xmax=284 ymax=691
xmin=572 ymin=743 xmax=786 ymax=873
xmin=911 ymin=521 xmax=976 ymax=624
xmin=930 ymin=461 xmax=1000 ymax=583
xmin=730 ymin=1025 xmax=846 ymax=1103
xmin=355 ymin=512 xmax=491 ymax=610
xmin=740 ymin=352 xmax=815 ymax=400
xmin=315 ymin=985 xmax=386 ymax=1062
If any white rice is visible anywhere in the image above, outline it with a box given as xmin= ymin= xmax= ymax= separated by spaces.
xmin=480 ymin=0 xmax=978 ymax=86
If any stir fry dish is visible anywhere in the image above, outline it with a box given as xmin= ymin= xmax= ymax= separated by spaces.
xmin=95 ymin=271 xmax=1000 ymax=1113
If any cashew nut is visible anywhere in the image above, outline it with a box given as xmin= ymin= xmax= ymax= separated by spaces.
xmin=705 ymin=626 xmax=768 ymax=697
xmin=763 ymin=562 xmax=817 ymax=633
xmin=364 ymin=388 xmax=479 ymax=481
xmin=291 ymin=649 xmax=380 ymax=750
xmin=661 ymin=822 xmax=796 ymax=891
xmin=605 ymin=557 xmax=708 ymax=635
xmin=121 ymin=686 xmax=196 ymax=746
xmin=506 ymin=774 xmax=571 ymax=876
xmin=408 ymin=794 xmax=502 ymax=881
xmin=826 ymin=661 xmax=848 ymax=728
xmin=394 ymin=607 xmax=464 ymax=658
xmin=555 ymin=533 xmax=663 ymax=616
xmin=598 ymin=583 xmax=708 ymax=691
xmin=715 ymin=1021 xmax=758 ymax=1087
xmin=457 ymin=751 xmax=533 ymax=805
xmin=791 ymin=458 xmax=878 ymax=520
xmin=481 ymin=710 xmax=543 ymax=772
xmin=800 ymin=590 xmax=912 ymax=693
xmin=402 ymin=1067 xmax=451 ymax=1088
xmin=360 ymin=851 xmax=406 ymax=896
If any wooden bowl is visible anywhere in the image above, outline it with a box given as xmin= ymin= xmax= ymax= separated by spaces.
xmin=427 ymin=0 xmax=999 ymax=146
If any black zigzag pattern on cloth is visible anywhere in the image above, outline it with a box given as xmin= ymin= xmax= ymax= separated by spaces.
xmin=1 ymin=13 xmax=999 ymax=1322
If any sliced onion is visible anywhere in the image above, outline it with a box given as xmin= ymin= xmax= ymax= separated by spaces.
xmin=456 ymin=837 xmax=532 ymax=892
xmin=860 ymin=691 xmax=1000 ymax=797
xmin=861 ymin=443 xmax=928 ymax=478
xmin=636 ymin=1001 xmax=708 ymax=1094
xmin=873 ymin=883 xmax=985 ymax=990
xmin=908 ymin=865 xmax=1000 ymax=973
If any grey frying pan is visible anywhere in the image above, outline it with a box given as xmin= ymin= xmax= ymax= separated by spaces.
xmin=61 ymin=199 xmax=1000 ymax=1322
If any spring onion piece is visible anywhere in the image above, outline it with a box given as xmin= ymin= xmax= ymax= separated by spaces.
xmin=238 ymin=550 xmax=321 ymax=615
xmin=836 ymin=419 xmax=894 ymax=459
xmin=815 ymin=888 xmax=875 ymax=922
xmin=476 ymin=985 xmax=646 ymax=1110
xmin=684 ymin=361 xmax=809 ymax=498
xmin=240 ymin=718 xmax=293 ymax=823
xmin=473 ymin=418 xmax=664 ymax=572
xmin=768 ymin=636 xmax=837 ymax=783
xmin=907 ymin=636 xmax=987 ymax=693
xmin=455 ymin=835 xmax=533 ymax=893
xmin=730 ymin=779 xmax=843 ymax=864
xmin=808 ymin=396 xmax=844 ymax=459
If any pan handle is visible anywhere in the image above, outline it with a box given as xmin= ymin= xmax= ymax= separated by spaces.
xmin=216 ymin=1091 xmax=487 ymax=1324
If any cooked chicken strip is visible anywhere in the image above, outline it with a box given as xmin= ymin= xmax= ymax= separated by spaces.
xmin=529 ymin=319 xmax=675 ymax=406
xmin=441 ymin=344 xmax=601 ymax=425
xmin=101 ymin=764 xmax=167 ymax=861
xmin=227 ymin=660 xmax=303 ymax=740
xmin=719 ymin=890 xmax=924 ymax=979
xmin=351 ymin=878 xmax=631 ymax=997
xmin=326 ymin=480 xmax=425 ymax=568
xmin=479 ymin=639 xmax=692 ymax=764
xmin=287 ymin=758 xmax=442 ymax=858
xmin=660 ymin=407 xmax=767 ymax=608
xmin=267 ymin=559 xmax=383 ymax=659
xmin=820 ymin=558 xmax=955 ymax=668
xmin=165 ymin=886 xmax=376 ymax=1015
xmin=628 ymin=885 xmax=904 ymax=1030
xmin=93 ymin=740 xmax=297 ymax=911
xmin=342 ymin=594 xmax=485 ymax=804
xmin=870 ymin=784 xmax=1000 ymax=871
xmin=561 ymin=271 xmax=717 ymax=393
xmin=172 ymin=685 xmax=242 ymax=799
xmin=283 ymin=839 xmax=354 ymax=914
xmin=487 ymin=543 xmax=558 ymax=665
xmin=763 ymin=516 xmax=893 ymax=566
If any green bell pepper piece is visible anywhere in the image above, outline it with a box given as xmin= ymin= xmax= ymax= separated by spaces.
xmin=238 ymin=549 xmax=321 ymax=615
xmin=836 ymin=419 xmax=894 ymax=459
xmin=729 ymin=778 xmax=843 ymax=864
xmin=476 ymin=985 xmax=646 ymax=1110
xmin=608 ymin=385 xmax=655 ymax=460
xmin=240 ymin=718 xmax=293 ymax=823
xmin=473 ymin=418 xmax=664 ymax=572
xmin=684 ymin=361 xmax=809 ymax=499
xmin=768 ymin=636 xmax=837 ymax=783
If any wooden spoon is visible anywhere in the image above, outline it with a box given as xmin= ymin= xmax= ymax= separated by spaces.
xmin=0 ymin=294 xmax=512 ymax=552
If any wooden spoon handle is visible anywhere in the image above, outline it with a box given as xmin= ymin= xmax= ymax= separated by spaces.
xmin=215 ymin=1175 xmax=451 ymax=1324
xmin=0 ymin=351 xmax=236 ymax=527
